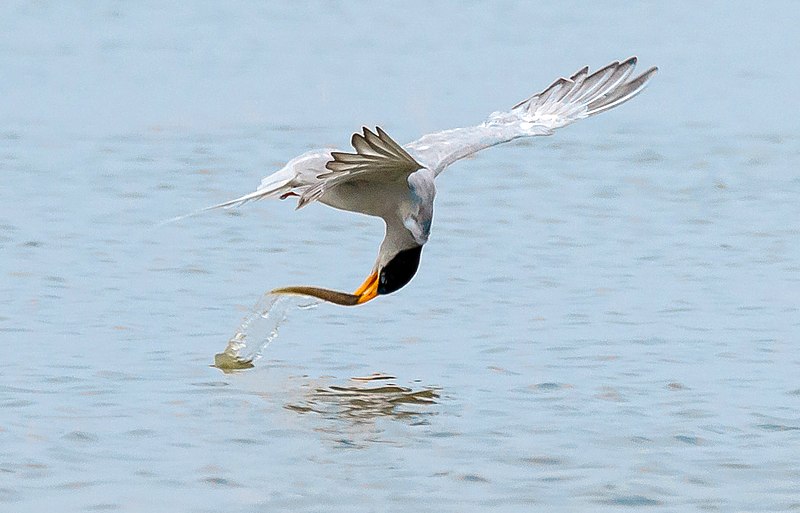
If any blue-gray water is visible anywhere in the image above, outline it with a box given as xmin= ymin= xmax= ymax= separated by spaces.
xmin=2 ymin=2 xmax=799 ymax=511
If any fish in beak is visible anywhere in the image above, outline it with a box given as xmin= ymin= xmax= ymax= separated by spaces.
xmin=271 ymin=271 xmax=379 ymax=306
xmin=271 ymin=246 xmax=423 ymax=306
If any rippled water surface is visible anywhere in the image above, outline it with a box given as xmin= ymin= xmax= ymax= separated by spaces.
xmin=2 ymin=2 xmax=799 ymax=511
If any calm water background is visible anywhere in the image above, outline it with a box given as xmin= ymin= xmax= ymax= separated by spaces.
xmin=2 ymin=1 xmax=799 ymax=511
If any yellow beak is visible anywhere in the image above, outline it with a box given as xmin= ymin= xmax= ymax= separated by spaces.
xmin=353 ymin=271 xmax=379 ymax=304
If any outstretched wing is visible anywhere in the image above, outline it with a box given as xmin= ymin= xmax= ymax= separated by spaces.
xmin=297 ymin=126 xmax=423 ymax=208
xmin=404 ymin=57 xmax=658 ymax=175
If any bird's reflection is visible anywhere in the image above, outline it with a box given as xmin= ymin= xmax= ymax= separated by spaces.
xmin=285 ymin=375 xmax=439 ymax=423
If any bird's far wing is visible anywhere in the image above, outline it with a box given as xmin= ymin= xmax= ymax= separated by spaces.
xmin=296 ymin=126 xmax=423 ymax=209
xmin=405 ymin=57 xmax=658 ymax=175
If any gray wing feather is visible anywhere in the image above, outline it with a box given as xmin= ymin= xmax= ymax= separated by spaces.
xmin=586 ymin=65 xmax=658 ymax=115
xmin=297 ymin=127 xmax=423 ymax=209
xmin=321 ymin=127 xmax=420 ymax=175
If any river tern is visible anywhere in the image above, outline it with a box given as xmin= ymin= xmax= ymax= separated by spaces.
xmin=208 ymin=57 xmax=657 ymax=305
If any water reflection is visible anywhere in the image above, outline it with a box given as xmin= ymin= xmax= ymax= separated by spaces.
xmin=286 ymin=378 xmax=439 ymax=423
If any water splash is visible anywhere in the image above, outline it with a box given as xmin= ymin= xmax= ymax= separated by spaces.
xmin=213 ymin=292 xmax=318 ymax=372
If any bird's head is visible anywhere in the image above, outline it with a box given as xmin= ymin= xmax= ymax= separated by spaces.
xmin=271 ymin=245 xmax=423 ymax=306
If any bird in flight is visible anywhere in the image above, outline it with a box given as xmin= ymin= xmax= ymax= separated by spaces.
xmin=207 ymin=57 xmax=657 ymax=306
